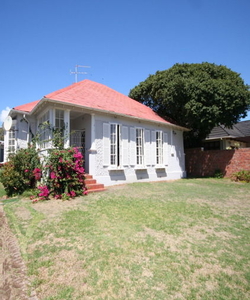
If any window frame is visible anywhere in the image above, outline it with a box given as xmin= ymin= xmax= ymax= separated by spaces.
xmin=156 ymin=130 xmax=163 ymax=165
xmin=110 ymin=123 xmax=121 ymax=167
xmin=8 ymin=125 xmax=16 ymax=155
xmin=38 ymin=110 xmax=50 ymax=149
xmin=136 ymin=127 xmax=144 ymax=166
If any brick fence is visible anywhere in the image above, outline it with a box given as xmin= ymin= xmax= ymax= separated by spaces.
xmin=185 ymin=148 xmax=250 ymax=178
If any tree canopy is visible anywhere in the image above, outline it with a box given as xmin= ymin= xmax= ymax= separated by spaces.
xmin=129 ymin=63 xmax=250 ymax=147
xmin=0 ymin=127 xmax=4 ymax=141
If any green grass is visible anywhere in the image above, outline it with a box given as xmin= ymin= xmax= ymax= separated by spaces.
xmin=2 ymin=178 xmax=250 ymax=299
xmin=0 ymin=182 xmax=6 ymax=198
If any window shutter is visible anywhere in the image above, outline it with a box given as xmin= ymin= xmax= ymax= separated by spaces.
xmin=151 ymin=131 xmax=156 ymax=165
xmin=103 ymin=123 xmax=110 ymax=166
xmin=122 ymin=126 xmax=129 ymax=166
xmin=145 ymin=130 xmax=151 ymax=166
xmin=130 ymin=127 xmax=136 ymax=165
xmin=163 ymin=133 xmax=169 ymax=165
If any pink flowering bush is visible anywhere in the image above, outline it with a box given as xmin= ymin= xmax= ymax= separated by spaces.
xmin=37 ymin=185 xmax=50 ymax=200
xmin=41 ymin=147 xmax=87 ymax=200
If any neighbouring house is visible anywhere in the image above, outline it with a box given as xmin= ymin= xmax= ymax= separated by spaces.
xmin=203 ymin=120 xmax=250 ymax=150
xmin=3 ymin=79 xmax=188 ymax=186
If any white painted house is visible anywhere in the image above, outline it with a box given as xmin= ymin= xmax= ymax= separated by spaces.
xmin=3 ymin=80 xmax=188 ymax=186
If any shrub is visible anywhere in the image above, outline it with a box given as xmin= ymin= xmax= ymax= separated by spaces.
xmin=0 ymin=145 xmax=41 ymax=197
xmin=214 ymin=169 xmax=224 ymax=178
xmin=231 ymin=170 xmax=250 ymax=183
xmin=40 ymin=147 xmax=87 ymax=200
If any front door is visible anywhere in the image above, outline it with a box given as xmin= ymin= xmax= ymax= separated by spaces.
xmin=70 ymin=130 xmax=86 ymax=166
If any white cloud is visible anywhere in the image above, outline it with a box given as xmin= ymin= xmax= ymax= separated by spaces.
xmin=0 ymin=107 xmax=11 ymax=123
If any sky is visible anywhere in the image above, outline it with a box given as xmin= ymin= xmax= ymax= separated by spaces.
xmin=0 ymin=0 xmax=250 ymax=125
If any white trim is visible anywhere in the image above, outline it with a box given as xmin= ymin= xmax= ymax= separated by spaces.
xmin=163 ymin=133 xmax=169 ymax=165
xmin=130 ymin=127 xmax=136 ymax=166
xmin=145 ymin=129 xmax=151 ymax=166
xmin=151 ymin=130 xmax=156 ymax=166
xmin=103 ymin=122 xmax=110 ymax=166
xmin=122 ymin=126 xmax=129 ymax=166
xmin=90 ymin=113 xmax=96 ymax=150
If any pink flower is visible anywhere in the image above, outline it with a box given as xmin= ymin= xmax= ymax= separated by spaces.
xmin=25 ymin=169 xmax=29 ymax=173
xmin=50 ymin=172 xmax=57 ymax=179
xmin=70 ymin=191 xmax=76 ymax=197
xmin=38 ymin=185 xmax=50 ymax=198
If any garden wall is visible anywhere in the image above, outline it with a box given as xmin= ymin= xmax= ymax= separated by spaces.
xmin=185 ymin=148 xmax=250 ymax=178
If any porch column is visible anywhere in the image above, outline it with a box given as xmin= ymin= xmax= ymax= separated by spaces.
xmin=4 ymin=130 xmax=9 ymax=162
xmin=88 ymin=113 xmax=96 ymax=176
xmin=64 ymin=110 xmax=70 ymax=148
xmin=90 ymin=113 xmax=96 ymax=150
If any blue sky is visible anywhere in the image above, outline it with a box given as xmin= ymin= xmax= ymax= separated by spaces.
xmin=1 ymin=0 xmax=250 ymax=124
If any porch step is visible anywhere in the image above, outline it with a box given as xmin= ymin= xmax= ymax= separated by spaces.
xmin=84 ymin=174 xmax=106 ymax=193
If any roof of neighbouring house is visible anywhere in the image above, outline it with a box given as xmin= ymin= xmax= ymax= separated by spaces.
xmin=206 ymin=120 xmax=250 ymax=143
xmin=13 ymin=79 xmax=187 ymax=129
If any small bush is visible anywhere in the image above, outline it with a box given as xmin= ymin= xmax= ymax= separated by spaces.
xmin=231 ymin=170 xmax=250 ymax=183
xmin=40 ymin=147 xmax=87 ymax=200
xmin=0 ymin=145 xmax=41 ymax=197
xmin=214 ymin=169 xmax=224 ymax=178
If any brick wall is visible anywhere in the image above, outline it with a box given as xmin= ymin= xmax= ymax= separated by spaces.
xmin=185 ymin=148 xmax=250 ymax=178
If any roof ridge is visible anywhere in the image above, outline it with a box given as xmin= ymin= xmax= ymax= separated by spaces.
xmin=45 ymin=80 xmax=89 ymax=98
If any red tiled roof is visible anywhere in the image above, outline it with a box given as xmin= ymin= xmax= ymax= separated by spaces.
xmin=44 ymin=80 xmax=171 ymax=124
xmin=14 ymin=100 xmax=40 ymax=112
xmin=14 ymin=80 xmax=172 ymax=125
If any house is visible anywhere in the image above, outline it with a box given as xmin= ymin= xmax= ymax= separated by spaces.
xmin=3 ymin=79 xmax=188 ymax=186
xmin=203 ymin=120 xmax=250 ymax=150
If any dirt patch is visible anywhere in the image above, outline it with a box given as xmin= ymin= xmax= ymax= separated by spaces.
xmin=0 ymin=205 xmax=38 ymax=300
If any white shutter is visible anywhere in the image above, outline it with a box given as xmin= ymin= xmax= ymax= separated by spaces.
xmin=130 ymin=127 xmax=136 ymax=165
xmin=151 ymin=131 xmax=156 ymax=166
xmin=145 ymin=130 xmax=151 ymax=166
xmin=122 ymin=126 xmax=128 ymax=166
xmin=103 ymin=123 xmax=110 ymax=166
xmin=163 ymin=133 xmax=169 ymax=165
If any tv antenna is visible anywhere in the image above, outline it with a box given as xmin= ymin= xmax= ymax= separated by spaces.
xmin=70 ymin=65 xmax=91 ymax=83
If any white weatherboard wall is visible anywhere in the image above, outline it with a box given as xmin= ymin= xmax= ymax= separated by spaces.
xmin=93 ymin=113 xmax=186 ymax=186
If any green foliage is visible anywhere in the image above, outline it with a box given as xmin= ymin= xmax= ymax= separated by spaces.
xmin=0 ymin=127 xmax=4 ymax=140
xmin=0 ymin=145 xmax=41 ymax=197
xmin=214 ymin=169 xmax=224 ymax=178
xmin=232 ymin=170 xmax=250 ymax=183
xmin=38 ymin=147 xmax=87 ymax=201
xmin=129 ymin=62 xmax=250 ymax=147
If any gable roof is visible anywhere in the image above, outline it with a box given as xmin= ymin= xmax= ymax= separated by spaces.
xmin=206 ymin=120 xmax=250 ymax=143
xmin=13 ymin=79 xmax=187 ymax=129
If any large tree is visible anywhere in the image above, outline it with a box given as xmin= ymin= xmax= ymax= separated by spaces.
xmin=129 ymin=63 xmax=250 ymax=147
xmin=0 ymin=127 xmax=4 ymax=141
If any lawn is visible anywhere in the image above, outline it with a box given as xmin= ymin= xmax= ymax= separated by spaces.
xmin=1 ymin=179 xmax=250 ymax=300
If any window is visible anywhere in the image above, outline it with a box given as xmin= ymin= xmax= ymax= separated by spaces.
xmin=103 ymin=123 xmax=121 ymax=167
xmin=136 ymin=128 xmax=144 ymax=165
xmin=54 ymin=109 xmax=65 ymax=147
xmin=55 ymin=109 xmax=64 ymax=130
xmin=38 ymin=111 xmax=50 ymax=149
xmin=156 ymin=131 xmax=163 ymax=165
xmin=8 ymin=126 xmax=16 ymax=154
xmin=203 ymin=141 xmax=221 ymax=150
xmin=110 ymin=124 xmax=121 ymax=166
